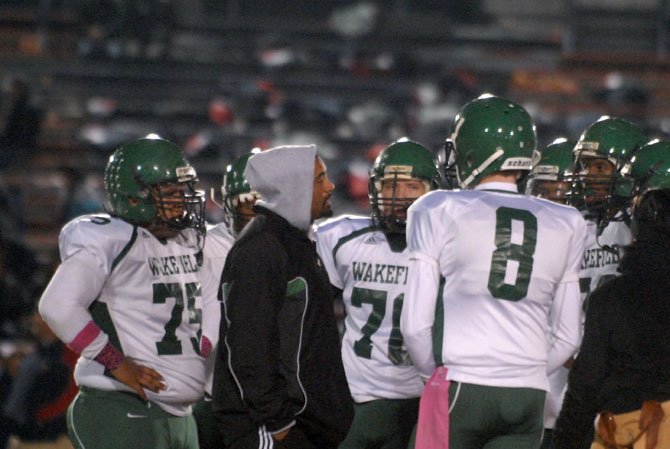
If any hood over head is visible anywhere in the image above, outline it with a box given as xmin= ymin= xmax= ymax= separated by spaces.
xmin=244 ymin=144 xmax=316 ymax=232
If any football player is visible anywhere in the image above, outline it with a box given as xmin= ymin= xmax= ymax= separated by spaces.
xmin=314 ymin=138 xmax=440 ymax=449
xmin=526 ymin=138 xmax=582 ymax=448
xmin=570 ymin=117 xmax=646 ymax=304
xmin=402 ymin=95 xmax=586 ymax=449
xmin=194 ymin=150 xmax=260 ymax=449
xmin=525 ymin=137 xmax=576 ymax=205
xmin=38 ymin=137 xmax=209 ymax=449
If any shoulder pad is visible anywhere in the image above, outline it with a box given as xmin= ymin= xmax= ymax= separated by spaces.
xmin=59 ymin=214 xmax=137 ymax=272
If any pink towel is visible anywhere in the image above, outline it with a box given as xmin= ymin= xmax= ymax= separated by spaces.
xmin=415 ymin=366 xmax=450 ymax=449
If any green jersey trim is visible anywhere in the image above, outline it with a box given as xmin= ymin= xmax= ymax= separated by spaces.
xmin=110 ymin=225 xmax=138 ymax=274
xmin=332 ymin=225 xmax=376 ymax=262
xmin=432 ymin=276 xmax=446 ymax=366
xmin=89 ymin=299 xmax=122 ymax=378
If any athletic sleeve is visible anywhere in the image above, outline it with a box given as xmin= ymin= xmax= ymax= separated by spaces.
xmin=401 ymin=197 xmax=448 ymax=378
xmin=547 ymin=215 xmax=587 ymax=374
xmin=39 ymin=216 xmax=134 ymax=360
xmin=200 ymin=238 xmax=230 ymax=352
xmin=314 ymin=221 xmax=344 ymax=289
xmin=38 ymin=249 xmax=108 ymax=360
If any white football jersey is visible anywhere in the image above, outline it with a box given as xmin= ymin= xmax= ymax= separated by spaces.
xmin=402 ymin=183 xmax=586 ymax=391
xmin=55 ymin=214 xmax=208 ymax=416
xmin=315 ymin=215 xmax=424 ymax=402
xmin=544 ymin=215 xmax=631 ymax=427
xmin=579 ymin=217 xmax=631 ymax=300
xmin=201 ymin=222 xmax=234 ymax=395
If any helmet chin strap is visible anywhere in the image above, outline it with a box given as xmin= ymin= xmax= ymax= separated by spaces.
xmin=462 ymin=149 xmax=504 ymax=187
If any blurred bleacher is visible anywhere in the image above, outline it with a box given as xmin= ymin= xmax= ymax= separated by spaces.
xmin=0 ymin=0 xmax=669 ymax=267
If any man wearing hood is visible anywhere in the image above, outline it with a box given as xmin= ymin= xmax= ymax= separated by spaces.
xmin=212 ymin=145 xmax=354 ymax=449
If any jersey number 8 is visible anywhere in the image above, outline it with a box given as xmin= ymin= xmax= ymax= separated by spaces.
xmin=487 ymin=207 xmax=537 ymax=301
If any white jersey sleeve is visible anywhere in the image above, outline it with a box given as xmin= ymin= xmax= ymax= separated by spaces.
xmin=546 ymin=213 xmax=587 ymax=373
xmin=201 ymin=223 xmax=234 ymax=349
xmin=402 ymin=196 xmax=451 ymax=378
xmin=39 ymin=249 xmax=109 ymax=360
xmin=314 ymin=216 xmax=349 ymax=290
xmin=200 ymin=222 xmax=234 ymax=395
xmin=40 ymin=214 xmax=140 ymax=360
xmin=315 ymin=215 xmax=425 ymax=401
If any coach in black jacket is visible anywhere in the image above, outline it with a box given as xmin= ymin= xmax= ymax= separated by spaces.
xmin=212 ymin=145 xmax=354 ymax=449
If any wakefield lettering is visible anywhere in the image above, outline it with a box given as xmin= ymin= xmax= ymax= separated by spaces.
xmin=352 ymin=261 xmax=408 ymax=285
xmin=581 ymin=245 xmax=620 ymax=269
xmin=148 ymin=254 xmax=200 ymax=276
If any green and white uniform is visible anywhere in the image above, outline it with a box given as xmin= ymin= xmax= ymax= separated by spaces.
xmin=579 ymin=217 xmax=631 ymax=301
xmin=40 ymin=213 xmax=208 ymax=416
xmin=315 ymin=215 xmax=424 ymax=402
xmin=402 ymin=183 xmax=587 ymax=390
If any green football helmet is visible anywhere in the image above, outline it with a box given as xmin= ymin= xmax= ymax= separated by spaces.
xmin=447 ymin=94 xmax=538 ymax=188
xmin=572 ymin=116 xmax=646 ymax=218
xmin=369 ymin=138 xmax=439 ymax=234
xmin=221 ymin=150 xmax=261 ymax=236
xmin=526 ymin=138 xmax=576 ymax=204
xmin=628 ymin=140 xmax=670 ymax=193
xmin=104 ymin=137 xmax=205 ymax=233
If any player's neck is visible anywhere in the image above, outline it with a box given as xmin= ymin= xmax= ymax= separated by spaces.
xmin=476 ymin=171 xmax=520 ymax=186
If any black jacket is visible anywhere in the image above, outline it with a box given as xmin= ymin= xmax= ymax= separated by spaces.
xmin=212 ymin=207 xmax=353 ymax=447
xmin=552 ymin=230 xmax=670 ymax=449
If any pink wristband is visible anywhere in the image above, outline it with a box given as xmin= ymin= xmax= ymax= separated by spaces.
xmin=200 ymin=336 xmax=212 ymax=358
xmin=94 ymin=342 xmax=124 ymax=371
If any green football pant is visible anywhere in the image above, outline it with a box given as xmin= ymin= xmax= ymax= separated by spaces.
xmin=339 ymin=397 xmax=420 ymax=449
xmin=447 ymin=382 xmax=545 ymax=449
xmin=67 ymin=387 xmax=199 ymax=449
